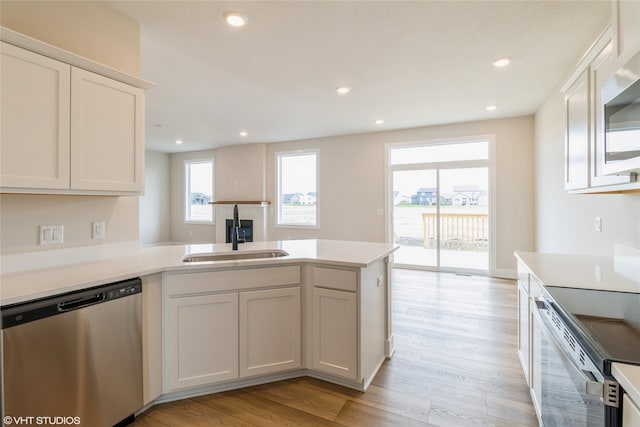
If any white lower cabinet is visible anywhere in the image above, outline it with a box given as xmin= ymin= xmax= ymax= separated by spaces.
xmin=165 ymin=292 xmax=239 ymax=391
xmin=312 ymin=287 xmax=358 ymax=381
xmin=623 ymin=393 xmax=640 ymax=427
xmin=239 ymin=287 xmax=301 ymax=377
xmin=163 ymin=266 xmax=303 ymax=393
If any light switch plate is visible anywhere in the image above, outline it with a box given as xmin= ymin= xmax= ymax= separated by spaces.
xmin=39 ymin=225 xmax=64 ymax=245
xmin=594 ymin=216 xmax=602 ymax=232
xmin=93 ymin=221 xmax=106 ymax=239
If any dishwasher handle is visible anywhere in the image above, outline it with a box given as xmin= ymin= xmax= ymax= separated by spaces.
xmin=58 ymin=292 xmax=106 ymax=312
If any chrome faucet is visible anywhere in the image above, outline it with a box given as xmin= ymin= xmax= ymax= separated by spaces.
xmin=232 ymin=204 xmax=241 ymax=250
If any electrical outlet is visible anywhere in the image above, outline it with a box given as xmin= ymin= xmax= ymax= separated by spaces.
xmin=39 ymin=225 xmax=64 ymax=245
xmin=92 ymin=221 xmax=106 ymax=239
xmin=594 ymin=216 xmax=602 ymax=232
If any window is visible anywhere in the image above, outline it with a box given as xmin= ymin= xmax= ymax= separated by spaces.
xmin=185 ymin=159 xmax=214 ymax=223
xmin=277 ymin=150 xmax=318 ymax=227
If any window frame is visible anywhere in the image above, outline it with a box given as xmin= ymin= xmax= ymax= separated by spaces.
xmin=184 ymin=158 xmax=215 ymax=224
xmin=275 ymin=149 xmax=319 ymax=229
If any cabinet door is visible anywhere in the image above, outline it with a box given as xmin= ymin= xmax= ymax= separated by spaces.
xmin=312 ymin=287 xmax=357 ymax=381
xmin=239 ymin=287 xmax=301 ymax=377
xmin=0 ymin=42 xmax=71 ymax=189
xmin=623 ymin=393 xmax=640 ymax=427
xmin=614 ymin=0 xmax=640 ymax=60
xmin=142 ymin=274 xmax=163 ymax=405
xmin=530 ymin=299 xmax=543 ymax=419
xmin=517 ymin=283 xmax=531 ymax=386
xmin=70 ymin=67 xmax=144 ymax=192
xmin=165 ymin=293 xmax=238 ymax=391
xmin=564 ymin=70 xmax=590 ymax=190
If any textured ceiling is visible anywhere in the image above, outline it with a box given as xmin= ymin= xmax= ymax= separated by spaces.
xmin=106 ymin=1 xmax=610 ymax=153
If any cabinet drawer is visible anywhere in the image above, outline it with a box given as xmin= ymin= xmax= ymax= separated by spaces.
xmin=165 ymin=265 xmax=301 ymax=296
xmin=312 ymin=266 xmax=357 ymax=292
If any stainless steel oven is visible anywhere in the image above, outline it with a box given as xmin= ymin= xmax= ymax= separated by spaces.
xmin=601 ymin=49 xmax=640 ymax=176
xmin=536 ymin=296 xmax=619 ymax=426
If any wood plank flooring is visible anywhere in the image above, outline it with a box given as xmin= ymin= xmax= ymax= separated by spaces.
xmin=132 ymin=270 xmax=537 ymax=426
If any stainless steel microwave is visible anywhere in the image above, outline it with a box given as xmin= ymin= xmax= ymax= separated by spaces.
xmin=601 ymin=49 xmax=640 ymax=175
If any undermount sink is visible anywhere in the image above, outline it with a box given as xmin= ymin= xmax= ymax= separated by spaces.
xmin=181 ymin=249 xmax=289 ymax=263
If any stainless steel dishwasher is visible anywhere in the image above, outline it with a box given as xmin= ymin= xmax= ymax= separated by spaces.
xmin=1 ymin=278 xmax=143 ymax=427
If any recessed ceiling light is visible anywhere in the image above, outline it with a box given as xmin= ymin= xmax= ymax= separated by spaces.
xmin=175 ymin=139 xmax=184 ymax=145
xmin=224 ymin=11 xmax=248 ymax=27
xmin=485 ymin=105 xmax=498 ymax=111
xmin=493 ymin=57 xmax=511 ymax=68
xmin=239 ymin=131 xmax=248 ymax=137
xmin=375 ymin=119 xmax=384 ymax=125
xmin=336 ymin=86 xmax=351 ymax=95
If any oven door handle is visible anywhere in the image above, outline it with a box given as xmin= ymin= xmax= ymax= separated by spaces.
xmin=534 ymin=298 xmax=604 ymax=399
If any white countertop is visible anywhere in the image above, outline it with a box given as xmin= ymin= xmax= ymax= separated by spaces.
xmin=515 ymin=251 xmax=640 ymax=293
xmin=612 ymin=363 xmax=640 ymax=409
xmin=0 ymin=239 xmax=398 ymax=306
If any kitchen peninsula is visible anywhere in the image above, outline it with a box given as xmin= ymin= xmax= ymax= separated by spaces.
xmin=1 ymin=239 xmax=398 ymax=408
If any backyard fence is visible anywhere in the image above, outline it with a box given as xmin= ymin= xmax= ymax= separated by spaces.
xmin=422 ymin=213 xmax=488 ymax=251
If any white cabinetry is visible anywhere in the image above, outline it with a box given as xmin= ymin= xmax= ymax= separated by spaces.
xmin=561 ymin=30 xmax=637 ymax=193
xmin=312 ymin=287 xmax=358 ymax=380
xmin=163 ymin=266 xmax=301 ymax=393
xmin=0 ymin=42 xmax=70 ymax=189
xmin=70 ymin=67 xmax=144 ymax=192
xmin=529 ymin=281 xmax=543 ymax=420
xmin=564 ymin=69 xmax=590 ymax=190
xmin=516 ymin=261 xmax=543 ymax=422
xmin=623 ymin=393 xmax=640 ymax=427
xmin=239 ymin=287 xmax=301 ymax=377
xmin=166 ymin=292 xmax=239 ymax=390
xmin=0 ymin=36 xmax=148 ymax=194
xmin=142 ymin=274 xmax=163 ymax=405
xmin=310 ymin=262 xmax=387 ymax=389
xmin=613 ymin=0 xmax=640 ymax=62
xmin=517 ymin=265 xmax=531 ymax=383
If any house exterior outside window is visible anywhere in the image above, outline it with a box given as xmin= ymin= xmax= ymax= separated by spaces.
xmin=185 ymin=159 xmax=214 ymax=223
xmin=276 ymin=150 xmax=318 ymax=227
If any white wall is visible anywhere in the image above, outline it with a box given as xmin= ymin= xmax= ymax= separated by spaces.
xmin=215 ymin=144 xmax=266 ymax=201
xmin=264 ymin=116 xmax=535 ymax=276
xmin=0 ymin=194 xmax=140 ymax=254
xmin=169 ymin=149 xmax=217 ymax=243
xmin=140 ymin=151 xmax=171 ymax=245
xmin=164 ymin=117 xmax=535 ymax=276
xmin=1 ymin=1 xmax=140 ymax=76
xmin=534 ymin=88 xmax=640 ymax=255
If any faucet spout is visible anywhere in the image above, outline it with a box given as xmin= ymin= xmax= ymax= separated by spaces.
xmin=232 ymin=204 xmax=240 ymax=250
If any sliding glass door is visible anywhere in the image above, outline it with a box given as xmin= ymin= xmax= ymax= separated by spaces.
xmin=389 ymin=139 xmax=491 ymax=273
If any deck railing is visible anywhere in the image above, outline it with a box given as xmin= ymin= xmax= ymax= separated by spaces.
xmin=422 ymin=213 xmax=488 ymax=252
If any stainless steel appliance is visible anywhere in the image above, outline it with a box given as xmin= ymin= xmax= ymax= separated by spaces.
xmin=534 ymin=286 xmax=640 ymax=426
xmin=601 ymin=49 xmax=640 ymax=176
xmin=1 ymin=278 xmax=143 ymax=427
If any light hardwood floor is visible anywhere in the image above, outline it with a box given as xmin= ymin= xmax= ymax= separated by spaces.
xmin=132 ymin=269 xmax=538 ymax=426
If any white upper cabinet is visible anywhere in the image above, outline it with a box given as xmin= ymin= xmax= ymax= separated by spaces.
xmin=564 ymin=69 xmax=590 ymax=190
xmin=562 ymin=26 xmax=638 ymax=193
xmin=0 ymin=30 xmax=151 ymax=195
xmin=613 ymin=0 xmax=640 ymax=62
xmin=0 ymin=42 xmax=71 ymax=189
xmin=70 ymin=68 xmax=144 ymax=192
